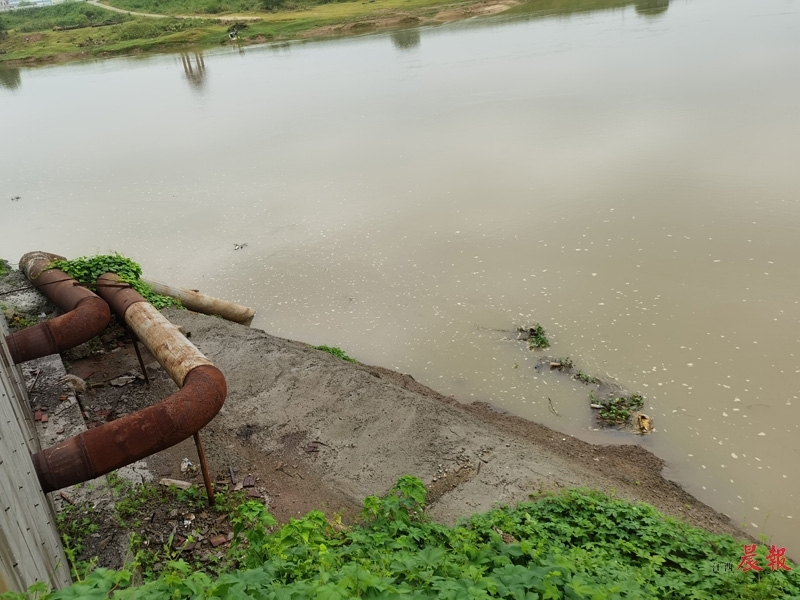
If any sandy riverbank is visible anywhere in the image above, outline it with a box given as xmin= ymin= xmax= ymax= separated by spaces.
xmin=63 ymin=308 xmax=746 ymax=537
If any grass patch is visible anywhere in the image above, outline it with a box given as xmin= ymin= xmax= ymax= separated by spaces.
xmin=7 ymin=478 xmax=799 ymax=599
xmin=55 ymin=499 xmax=102 ymax=581
xmin=0 ymin=14 xmax=216 ymax=63
xmin=314 ymin=344 xmax=357 ymax=363
xmin=97 ymin=0 xmax=264 ymax=16
xmin=0 ymin=2 xmax=132 ymax=33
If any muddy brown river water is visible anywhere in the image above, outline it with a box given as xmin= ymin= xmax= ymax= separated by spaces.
xmin=1 ymin=0 xmax=799 ymax=556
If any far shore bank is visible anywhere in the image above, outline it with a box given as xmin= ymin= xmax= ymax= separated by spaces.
xmin=0 ymin=0 xmax=521 ymax=67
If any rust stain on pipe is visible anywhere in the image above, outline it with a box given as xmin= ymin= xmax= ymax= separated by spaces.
xmin=7 ymin=256 xmax=227 ymax=493
xmin=32 ymin=365 xmax=226 ymax=493
xmin=5 ymin=252 xmax=111 ymax=365
xmin=96 ymin=274 xmax=213 ymax=387
xmin=142 ymin=278 xmax=255 ymax=326
xmin=31 ymin=272 xmax=227 ymax=493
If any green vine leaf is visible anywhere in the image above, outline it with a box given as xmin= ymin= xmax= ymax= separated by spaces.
xmin=49 ymin=253 xmax=181 ymax=310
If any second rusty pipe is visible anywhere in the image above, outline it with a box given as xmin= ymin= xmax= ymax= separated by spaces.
xmin=5 ymin=252 xmax=111 ymax=364
xmin=94 ymin=273 xmax=212 ymax=387
xmin=32 ymin=365 xmax=225 ymax=492
xmin=31 ymin=273 xmax=227 ymax=493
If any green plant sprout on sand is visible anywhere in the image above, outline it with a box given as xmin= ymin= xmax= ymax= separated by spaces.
xmin=313 ymin=344 xmax=357 ymax=363
xmin=50 ymin=253 xmax=180 ymax=309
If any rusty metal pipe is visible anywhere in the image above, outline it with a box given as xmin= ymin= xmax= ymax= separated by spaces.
xmin=4 ymin=252 xmax=111 ymax=365
xmin=32 ymin=365 xmax=226 ymax=492
xmin=193 ymin=432 xmax=215 ymax=505
xmin=95 ymin=274 xmax=213 ymax=387
xmin=31 ymin=273 xmax=227 ymax=493
xmin=141 ymin=278 xmax=255 ymax=326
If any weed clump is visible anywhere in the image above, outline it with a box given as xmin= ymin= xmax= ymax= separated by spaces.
xmin=550 ymin=356 xmax=573 ymax=370
xmin=313 ymin=344 xmax=357 ymax=363
xmin=591 ymin=392 xmax=645 ymax=425
xmin=518 ymin=324 xmax=550 ymax=349
xmin=575 ymin=370 xmax=599 ymax=384
xmin=0 ymin=305 xmax=37 ymax=330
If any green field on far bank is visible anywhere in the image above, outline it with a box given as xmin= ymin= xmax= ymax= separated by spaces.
xmin=0 ymin=0 xmax=669 ymax=65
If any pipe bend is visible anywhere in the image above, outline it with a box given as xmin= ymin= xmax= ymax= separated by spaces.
xmin=32 ymin=365 xmax=226 ymax=493
xmin=32 ymin=273 xmax=228 ymax=493
xmin=9 ymin=258 xmax=228 ymax=493
xmin=5 ymin=258 xmax=111 ymax=364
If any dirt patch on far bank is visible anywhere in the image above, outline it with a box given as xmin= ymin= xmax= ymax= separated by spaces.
xmin=295 ymin=0 xmax=518 ymax=39
xmin=54 ymin=308 xmax=746 ymax=555
xmin=432 ymin=0 xmax=515 ymax=22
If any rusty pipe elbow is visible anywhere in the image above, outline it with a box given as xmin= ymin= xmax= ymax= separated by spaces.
xmin=32 ymin=365 xmax=226 ymax=493
xmin=5 ymin=253 xmax=111 ymax=364
xmin=32 ymin=273 xmax=227 ymax=493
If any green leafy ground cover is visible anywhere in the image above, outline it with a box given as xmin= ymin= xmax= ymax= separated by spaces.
xmin=50 ymin=253 xmax=180 ymax=309
xmin=314 ymin=344 xmax=358 ymax=363
xmin=3 ymin=477 xmax=798 ymax=599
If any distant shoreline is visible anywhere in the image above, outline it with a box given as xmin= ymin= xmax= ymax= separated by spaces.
xmin=0 ymin=0 xmax=519 ymax=67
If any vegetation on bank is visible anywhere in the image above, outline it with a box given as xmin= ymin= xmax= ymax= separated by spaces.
xmin=314 ymin=344 xmax=358 ymax=363
xmin=0 ymin=2 xmax=132 ymax=32
xmin=0 ymin=3 xmax=210 ymax=63
xmin=50 ymin=252 xmax=181 ymax=309
xmin=0 ymin=0 xmax=671 ymax=65
xmin=2 ymin=476 xmax=798 ymax=599
xmin=95 ymin=0 xmax=271 ymax=16
xmin=0 ymin=0 xmax=461 ymax=64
